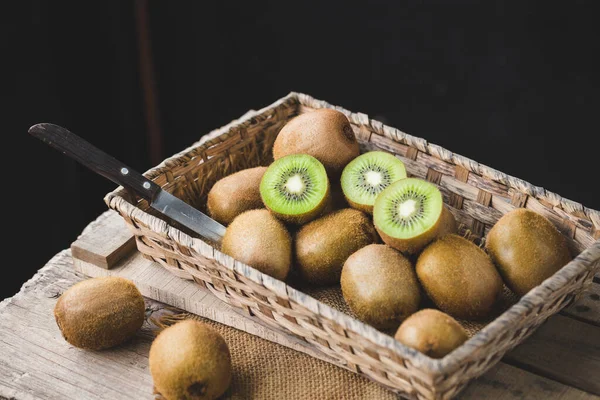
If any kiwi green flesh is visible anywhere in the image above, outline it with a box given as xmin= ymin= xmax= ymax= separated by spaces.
xmin=341 ymin=151 xmax=406 ymax=213
xmin=54 ymin=277 xmax=145 ymax=350
xmin=394 ymin=309 xmax=468 ymax=359
xmin=341 ymin=244 xmax=420 ymax=330
xmin=486 ymin=208 xmax=572 ymax=297
xmin=149 ymin=320 xmax=232 ymax=400
xmin=260 ymin=154 xmax=329 ymax=221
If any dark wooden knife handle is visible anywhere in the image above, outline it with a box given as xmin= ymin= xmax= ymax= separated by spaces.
xmin=29 ymin=123 xmax=161 ymax=200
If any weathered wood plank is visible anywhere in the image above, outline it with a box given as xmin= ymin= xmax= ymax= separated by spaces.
xmin=460 ymin=363 xmax=599 ymax=400
xmin=562 ymin=283 xmax=600 ymax=326
xmin=70 ymin=211 xmax=135 ymax=269
xmin=504 ymin=315 xmax=600 ymax=395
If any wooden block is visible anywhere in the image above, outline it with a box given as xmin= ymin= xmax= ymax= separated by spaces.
xmin=70 ymin=211 xmax=135 ymax=269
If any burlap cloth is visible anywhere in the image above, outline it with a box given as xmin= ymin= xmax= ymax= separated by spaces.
xmin=154 ymin=312 xmax=398 ymax=400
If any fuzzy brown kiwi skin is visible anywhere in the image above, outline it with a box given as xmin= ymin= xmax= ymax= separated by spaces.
xmin=485 ymin=209 xmax=572 ymax=297
xmin=149 ymin=320 xmax=232 ymax=400
xmin=207 ymin=166 xmax=267 ymax=225
xmin=416 ymin=234 xmax=503 ymax=320
xmin=273 ymin=109 xmax=359 ymax=177
xmin=437 ymin=206 xmax=458 ymax=237
xmin=221 ymin=209 xmax=292 ymax=281
xmin=341 ymin=244 xmax=420 ymax=330
xmin=266 ymin=183 xmax=331 ymax=225
xmin=54 ymin=277 xmax=145 ymax=350
xmin=295 ymin=209 xmax=379 ymax=285
xmin=395 ymin=309 xmax=468 ymax=358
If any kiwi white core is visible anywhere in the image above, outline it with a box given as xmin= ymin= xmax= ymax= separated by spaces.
xmin=399 ymin=199 xmax=417 ymax=218
xmin=365 ymin=170 xmax=383 ymax=187
xmin=285 ymin=175 xmax=305 ymax=194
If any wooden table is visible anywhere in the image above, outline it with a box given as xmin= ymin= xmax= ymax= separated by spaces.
xmin=1 ymin=215 xmax=599 ymax=399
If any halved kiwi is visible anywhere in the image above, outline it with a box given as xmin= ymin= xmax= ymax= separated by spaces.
xmin=260 ymin=154 xmax=330 ymax=224
xmin=341 ymin=151 xmax=407 ymax=214
xmin=373 ymin=178 xmax=443 ymax=254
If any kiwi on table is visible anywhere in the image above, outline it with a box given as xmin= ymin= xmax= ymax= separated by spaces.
xmin=341 ymin=151 xmax=407 ymax=214
xmin=395 ymin=309 xmax=468 ymax=359
xmin=273 ymin=109 xmax=359 ymax=177
xmin=260 ymin=154 xmax=330 ymax=224
xmin=149 ymin=320 xmax=232 ymax=400
xmin=295 ymin=208 xmax=379 ymax=285
xmin=486 ymin=208 xmax=572 ymax=297
xmin=207 ymin=166 xmax=267 ymax=225
xmin=341 ymin=244 xmax=420 ymax=330
xmin=54 ymin=277 xmax=145 ymax=350
xmin=373 ymin=178 xmax=444 ymax=254
xmin=416 ymin=234 xmax=503 ymax=320
xmin=221 ymin=209 xmax=292 ymax=281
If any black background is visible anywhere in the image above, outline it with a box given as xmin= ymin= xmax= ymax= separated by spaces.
xmin=2 ymin=1 xmax=598 ymax=298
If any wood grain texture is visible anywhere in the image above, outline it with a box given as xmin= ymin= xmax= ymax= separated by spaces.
xmin=70 ymin=211 xmax=135 ymax=269
xmin=2 ymin=250 xmax=599 ymax=400
xmin=503 ymin=315 xmax=600 ymax=395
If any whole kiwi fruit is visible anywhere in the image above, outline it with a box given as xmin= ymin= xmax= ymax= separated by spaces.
xmin=54 ymin=277 xmax=145 ymax=350
xmin=221 ymin=209 xmax=292 ymax=281
xmin=149 ymin=320 xmax=232 ymax=400
xmin=207 ymin=166 xmax=267 ymax=225
xmin=486 ymin=208 xmax=572 ymax=296
xmin=416 ymin=234 xmax=503 ymax=320
xmin=437 ymin=206 xmax=458 ymax=237
xmin=295 ymin=208 xmax=379 ymax=285
xmin=341 ymin=244 xmax=420 ymax=330
xmin=273 ymin=109 xmax=359 ymax=177
xmin=395 ymin=309 xmax=468 ymax=358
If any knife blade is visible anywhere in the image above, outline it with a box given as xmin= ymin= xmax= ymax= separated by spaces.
xmin=29 ymin=123 xmax=226 ymax=243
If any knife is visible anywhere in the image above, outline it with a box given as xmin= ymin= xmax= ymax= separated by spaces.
xmin=29 ymin=123 xmax=226 ymax=243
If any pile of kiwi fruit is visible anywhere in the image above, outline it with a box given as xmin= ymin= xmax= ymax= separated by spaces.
xmin=209 ymin=108 xmax=574 ymax=358
xmin=52 ymin=108 xmax=575 ymax=399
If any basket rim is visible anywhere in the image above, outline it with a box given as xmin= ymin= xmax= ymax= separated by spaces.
xmin=105 ymin=91 xmax=600 ymax=374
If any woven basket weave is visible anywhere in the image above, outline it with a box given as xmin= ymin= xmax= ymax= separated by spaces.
xmin=105 ymin=93 xmax=600 ymax=399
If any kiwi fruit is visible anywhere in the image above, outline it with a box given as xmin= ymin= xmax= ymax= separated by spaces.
xmin=341 ymin=151 xmax=407 ymax=214
xmin=260 ymin=154 xmax=330 ymax=224
xmin=207 ymin=166 xmax=267 ymax=225
xmin=416 ymin=234 xmax=503 ymax=320
xmin=54 ymin=277 xmax=145 ymax=350
xmin=149 ymin=320 xmax=232 ymax=400
xmin=373 ymin=178 xmax=445 ymax=254
xmin=486 ymin=209 xmax=572 ymax=297
xmin=273 ymin=109 xmax=359 ymax=177
xmin=221 ymin=209 xmax=292 ymax=280
xmin=295 ymin=208 xmax=379 ymax=285
xmin=395 ymin=309 xmax=468 ymax=358
xmin=341 ymin=244 xmax=420 ymax=330
xmin=438 ymin=206 xmax=458 ymax=237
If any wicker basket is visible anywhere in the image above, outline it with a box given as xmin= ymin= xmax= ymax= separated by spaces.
xmin=105 ymin=92 xmax=600 ymax=399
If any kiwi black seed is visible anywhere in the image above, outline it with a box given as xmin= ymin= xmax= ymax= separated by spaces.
xmin=341 ymin=244 xmax=420 ymax=330
xmin=341 ymin=151 xmax=407 ymax=214
xmin=395 ymin=309 xmax=468 ymax=358
xmin=221 ymin=209 xmax=292 ymax=281
xmin=486 ymin=208 xmax=572 ymax=297
xmin=373 ymin=178 xmax=444 ymax=254
xmin=416 ymin=234 xmax=503 ymax=320
xmin=260 ymin=154 xmax=330 ymax=224
xmin=149 ymin=320 xmax=232 ymax=400
xmin=54 ymin=277 xmax=145 ymax=350
xmin=273 ymin=109 xmax=359 ymax=177
xmin=207 ymin=166 xmax=267 ymax=225
xmin=295 ymin=208 xmax=379 ymax=285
